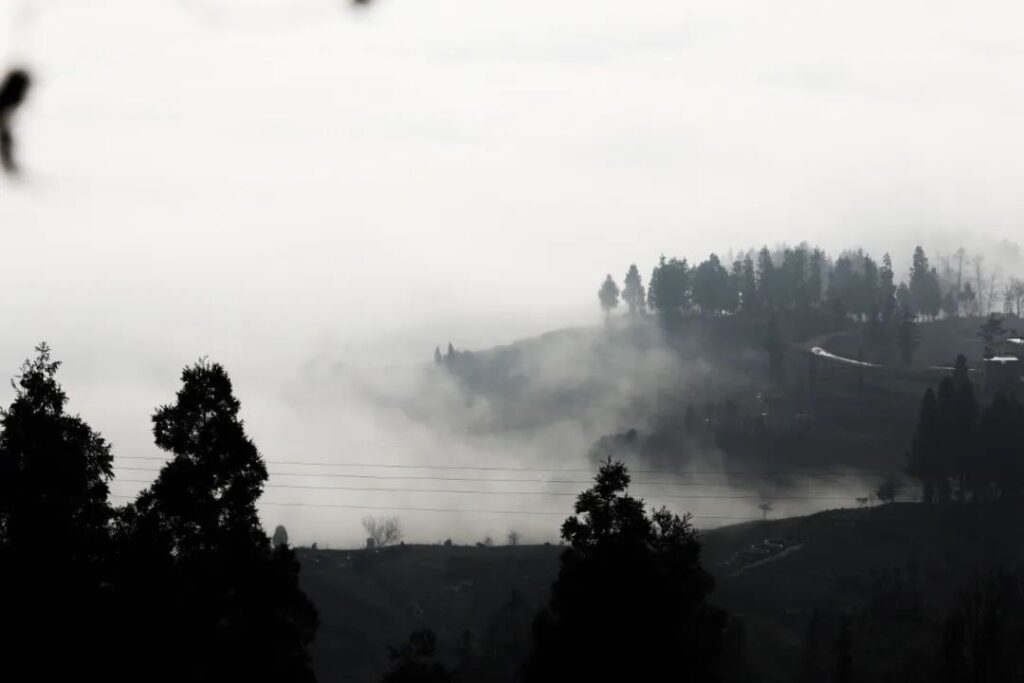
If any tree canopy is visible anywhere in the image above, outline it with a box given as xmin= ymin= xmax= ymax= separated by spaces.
xmin=524 ymin=458 xmax=725 ymax=682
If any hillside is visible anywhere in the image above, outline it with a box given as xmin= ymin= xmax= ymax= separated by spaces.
xmin=299 ymin=501 xmax=1024 ymax=682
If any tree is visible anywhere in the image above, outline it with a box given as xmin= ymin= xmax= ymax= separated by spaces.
xmin=0 ymin=344 xmax=115 ymax=680
xmin=896 ymin=307 xmax=919 ymax=366
xmin=978 ymin=313 xmax=1009 ymax=358
xmin=382 ymin=630 xmax=452 ymax=683
xmin=808 ymin=248 xmax=825 ymax=307
xmin=507 ymin=530 xmax=521 ymax=546
xmin=434 ymin=346 xmax=443 ymax=364
xmin=879 ymin=253 xmax=897 ymax=325
xmin=1003 ymin=277 xmax=1024 ymax=317
xmin=364 ymin=515 xmax=404 ymax=548
xmin=523 ymin=459 xmax=726 ymax=682
xmin=875 ymin=476 xmax=901 ymax=503
xmin=598 ymin=274 xmax=620 ymax=317
xmin=833 ymin=617 xmax=853 ymax=683
xmin=273 ymin=524 xmax=289 ymax=548
xmin=757 ymin=247 xmax=778 ymax=309
xmin=909 ymin=247 xmax=942 ymax=319
xmin=118 ymin=360 xmax=318 ymax=683
xmin=692 ymin=253 xmax=734 ymax=314
xmin=739 ymin=254 xmax=759 ymax=314
xmin=907 ymin=388 xmax=940 ymax=503
xmin=622 ymin=264 xmax=645 ymax=315
xmin=648 ymin=255 xmax=691 ymax=317
xmin=764 ymin=315 xmax=785 ymax=384
xmin=758 ymin=502 xmax=773 ymax=520
xmin=896 ymin=282 xmax=912 ymax=315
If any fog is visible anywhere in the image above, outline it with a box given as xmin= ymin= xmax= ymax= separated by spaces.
xmin=0 ymin=0 xmax=1020 ymax=545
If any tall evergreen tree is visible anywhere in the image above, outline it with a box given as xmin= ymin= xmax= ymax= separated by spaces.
xmin=0 ymin=344 xmax=115 ymax=680
xmin=908 ymin=388 xmax=941 ymax=503
xmin=739 ymin=254 xmax=759 ymax=314
xmin=648 ymin=256 xmax=691 ymax=317
xmin=808 ymin=248 xmax=825 ymax=307
xmin=757 ymin=247 xmax=777 ymax=310
xmin=692 ymin=253 xmax=733 ymax=314
xmin=621 ymin=264 xmax=645 ymax=315
xmin=896 ymin=307 xmax=918 ymax=366
xmin=523 ymin=459 xmax=725 ymax=682
xmin=764 ymin=315 xmax=786 ymax=385
xmin=598 ymin=274 xmax=620 ymax=317
xmin=116 ymin=360 xmax=318 ymax=683
xmin=879 ymin=253 xmax=897 ymax=325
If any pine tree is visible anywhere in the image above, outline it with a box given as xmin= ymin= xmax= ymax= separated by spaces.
xmin=598 ymin=274 xmax=620 ymax=317
xmin=757 ymin=247 xmax=777 ymax=310
xmin=740 ymin=254 xmax=759 ymax=314
xmin=908 ymin=388 xmax=940 ymax=503
xmin=119 ymin=360 xmax=318 ymax=683
xmin=692 ymin=253 xmax=732 ymax=314
xmin=0 ymin=344 xmax=115 ymax=680
xmin=523 ymin=459 xmax=725 ymax=682
xmin=896 ymin=307 xmax=918 ymax=366
xmin=622 ymin=264 xmax=645 ymax=315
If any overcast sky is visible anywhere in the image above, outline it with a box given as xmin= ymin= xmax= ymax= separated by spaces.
xmin=2 ymin=0 xmax=1024 ymax=543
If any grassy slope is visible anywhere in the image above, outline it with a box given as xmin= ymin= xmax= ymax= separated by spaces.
xmin=299 ymin=501 xmax=1024 ymax=682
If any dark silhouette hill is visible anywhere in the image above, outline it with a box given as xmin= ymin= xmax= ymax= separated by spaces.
xmin=298 ymin=501 xmax=1024 ymax=682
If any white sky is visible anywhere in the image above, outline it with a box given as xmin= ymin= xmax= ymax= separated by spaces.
xmin=2 ymin=0 xmax=1024 ymax=543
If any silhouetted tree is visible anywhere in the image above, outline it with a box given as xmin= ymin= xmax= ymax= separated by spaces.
xmin=0 ymin=344 xmax=114 ymax=680
xmin=896 ymin=282 xmax=912 ymax=315
xmin=523 ymin=459 xmax=725 ymax=682
xmin=693 ymin=253 xmax=735 ymax=314
xmin=908 ymin=388 xmax=941 ymax=503
xmin=978 ymin=313 xmax=1009 ymax=358
xmin=383 ymin=630 xmax=452 ymax=683
xmin=739 ymin=254 xmax=760 ymax=314
xmin=622 ymin=264 xmax=646 ymax=315
xmin=273 ymin=524 xmax=289 ymax=548
xmin=978 ymin=391 xmax=1024 ymax=500
xmin=764 ymin=315 xmax=786 ymax=384
xmin=116 ymin=360 xmax=318 ymax=683
xmin=507 ymin=529 xmax=521 ymax=546
xmin=897 ymin=307 xmax=919 ymax=366
xmin=833 ymin=617 xmax=853 ymax=683
xmin=808 ymin=248 xmax=825 ymax=307
xmin=598 ymin=274 xmax=620 ymax=317
xmin=909 ymin=247 xmax=942 ymax=319
xmin=757 ymin=247 xmax=779 ymax=310
xmin=879 ymin=253 xmax=898 ymax=326
xmin=875 ymin=476 xmax=901 ymax=504
xmin=648 ymin=255 xmax=691 ymax=317
xmin=364 ymin=515 xmax=404 ymax=548
xmin=434 ymin=346 xmax=443 ymax=364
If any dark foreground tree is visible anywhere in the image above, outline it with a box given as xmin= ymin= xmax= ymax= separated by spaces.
xmin=114 ymin=360 xmax=317 ymax=683
xmin=523 ymin=459 xmax=726 ymax=682
xmin=0 ymin=344 xmax=114 ymax=680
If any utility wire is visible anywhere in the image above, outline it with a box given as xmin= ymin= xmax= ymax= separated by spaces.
xmin=112 ymin=456 xmax=891 ymax=478
xmin=109 ymin=477 xmax=887 ymax=502
xmin=107 ymin=494 xmax=762 ymax=520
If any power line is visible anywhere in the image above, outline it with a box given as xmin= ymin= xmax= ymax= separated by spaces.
xmin=109 ymin=477 xmax=881 ymax=502
xmin=112 ymin=457 xmax=891 ymax=479
xmin=110 ymin=466 xmax=880 ymax=493
xmin=107 ymin=494 xmax=761 ymax=520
